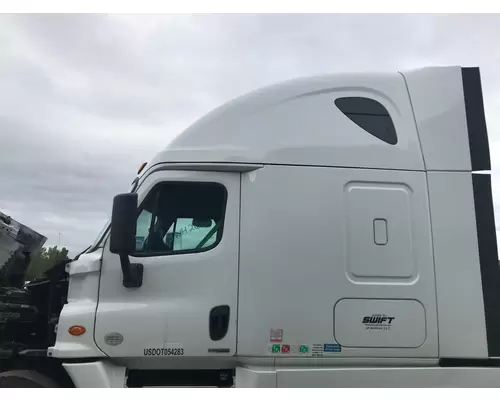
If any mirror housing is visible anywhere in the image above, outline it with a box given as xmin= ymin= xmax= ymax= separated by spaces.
xmin=109 ymin=193 xmax=143 ymax=288
xmin=110 ymin=193 xmax=138 ymax=255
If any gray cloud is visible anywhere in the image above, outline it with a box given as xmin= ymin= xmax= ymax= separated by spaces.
xmin=1 ymin=13 xmax=500 ymax=254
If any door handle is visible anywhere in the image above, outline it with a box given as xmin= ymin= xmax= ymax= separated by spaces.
xmin=209 ymin=305 xmax=230 ymax=341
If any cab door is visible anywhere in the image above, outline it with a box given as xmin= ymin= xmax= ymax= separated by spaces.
xmin=94 ymin=169 xmax=240 ymax=363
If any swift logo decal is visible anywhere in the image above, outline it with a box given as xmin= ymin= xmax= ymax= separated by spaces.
xmin=362 ymin=314 xmax=395 ymax=331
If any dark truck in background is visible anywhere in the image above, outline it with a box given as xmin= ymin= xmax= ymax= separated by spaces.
xmin=0 ymin=211 xmax=72 ymax=387
xmin=0 ymin=211 xmax=47 ymax=287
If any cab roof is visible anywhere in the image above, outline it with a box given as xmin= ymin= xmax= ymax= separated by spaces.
xmin=147 ymin=65 xmax=490 ymax=174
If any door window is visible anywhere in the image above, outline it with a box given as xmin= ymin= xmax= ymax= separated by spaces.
xmin=134 ymin=182 xmax=227 ymax=256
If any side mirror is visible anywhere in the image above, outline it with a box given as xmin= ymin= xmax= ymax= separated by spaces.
xmin=110 ymin=193 xmax=138 ymax=255
xmin=109 ymin=193 xmax=143 ymax=288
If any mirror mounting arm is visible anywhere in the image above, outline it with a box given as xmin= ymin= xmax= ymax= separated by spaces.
xmin=119 ymin=254 xmax=144 ymax=288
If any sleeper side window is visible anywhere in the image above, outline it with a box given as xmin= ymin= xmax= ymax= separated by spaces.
xmin=335 ymin=97 xmax=398 ymax=145
xmin=134 ymin=182 xmax=227 ymax=256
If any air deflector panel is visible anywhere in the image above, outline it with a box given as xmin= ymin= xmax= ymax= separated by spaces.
xmin=472 ymin=173 xmax=500 ymax=357
xmin=462 ymin=67 xmax=491 ymax=172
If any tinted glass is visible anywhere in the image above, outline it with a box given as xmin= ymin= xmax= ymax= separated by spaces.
xmin=134 ymin=182 xmax=227 ymax=256
xmin=335 ymin=97 xmax=398 ymax=145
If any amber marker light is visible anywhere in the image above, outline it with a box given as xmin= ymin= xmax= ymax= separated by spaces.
xmin=68 ymin=325 xmax=86 ymax=336
xmin=137 ymin=162 xmax=147 ymax=175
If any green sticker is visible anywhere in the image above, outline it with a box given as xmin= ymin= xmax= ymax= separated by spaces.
xmin=299 ymin=345 xmax=309 ymax=353
xmin=271 ymin=344 xmax=281 ymax=353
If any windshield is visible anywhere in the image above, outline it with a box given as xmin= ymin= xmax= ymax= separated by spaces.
xmin=86 ymin=177 xmax=140 ymax=254
xmin=86 ymin=217 xmax=110 ymax=253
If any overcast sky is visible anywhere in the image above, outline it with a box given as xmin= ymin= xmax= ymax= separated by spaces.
xmin=1 ymin=13 xmax=500 ymax=255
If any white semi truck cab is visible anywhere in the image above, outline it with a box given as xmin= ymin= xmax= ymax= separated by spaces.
xmin=1 ymin=65 xmax=499 ymax=388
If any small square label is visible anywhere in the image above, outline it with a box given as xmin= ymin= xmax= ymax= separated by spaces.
xmin=312 ymin=344 xmax=323 ymax=357
xmin=281 ymin=344 xmax=290 ymax=353
xmin=270 ymin=329 xmax=283 ymax=342
xmin=299 ymin=345 xmax=309 ymax=354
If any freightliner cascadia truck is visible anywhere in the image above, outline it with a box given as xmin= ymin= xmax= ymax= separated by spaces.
xmin=1 ymin=65 xmax=499 ymax=388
